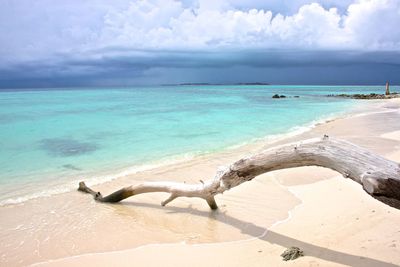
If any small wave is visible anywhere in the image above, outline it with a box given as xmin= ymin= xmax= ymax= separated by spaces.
xmin=225 ymin=110 xmax=348 ymax=151
xmin=0 ymin=184 xmax=74 ymax=206
xmin=81 ymin=153 xmax=198 ymax=187
xmin=0 ymin=153 xmax=198 ymax=206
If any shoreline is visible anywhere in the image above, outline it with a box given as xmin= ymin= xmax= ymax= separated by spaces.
xmin=0 ymin=98 xmax=368 ymax=207
xmin=1 ymin=98 xmax=400 ymax=266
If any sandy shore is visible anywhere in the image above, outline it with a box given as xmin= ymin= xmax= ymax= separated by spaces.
xmin=2 ymin=99 xmax=400 ymax=266
xmin=34 ymin=176 xmax=400 ymax=267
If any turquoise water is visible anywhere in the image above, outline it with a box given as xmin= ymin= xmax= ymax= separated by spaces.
xmin=0 ymin=85 xmax=397 ymax=204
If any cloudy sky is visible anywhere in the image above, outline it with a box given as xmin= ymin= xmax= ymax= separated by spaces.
xmin=0 ymin=0 xmax=399 ymax=88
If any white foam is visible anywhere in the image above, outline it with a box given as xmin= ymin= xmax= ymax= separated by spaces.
xmin=0 ymin=184 xmax=73 ymax=206
xmin=226 ymin=110 xmax=347 ymax=151
xmin=0 ymin=153 xmax=198 ymax=206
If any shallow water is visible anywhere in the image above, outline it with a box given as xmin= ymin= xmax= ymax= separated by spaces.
xmin=0 ymin=85 xmax=396 ymax=204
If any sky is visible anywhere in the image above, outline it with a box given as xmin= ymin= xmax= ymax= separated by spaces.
xmin=0 ymin=0 xmax=400 ymax=88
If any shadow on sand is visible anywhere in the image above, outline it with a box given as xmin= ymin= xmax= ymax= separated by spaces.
xmin=116 ymin=201 xmax=397 ymax=267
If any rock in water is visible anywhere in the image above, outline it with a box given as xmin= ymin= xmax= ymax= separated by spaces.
xmin=272 ymin=94 xmax=287 ymax=98
xmin=272 ymin=94 xmax=280 ymax=98
xmin=280 ymin=246 xmax=304 ymax=261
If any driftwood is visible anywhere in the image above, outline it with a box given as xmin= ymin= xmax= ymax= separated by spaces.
xmin=78 ymin=136 xmax=400 ymax=209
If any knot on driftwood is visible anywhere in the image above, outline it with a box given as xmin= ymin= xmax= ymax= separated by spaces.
xmin=95 ymin=192 xmax=103 ymax=200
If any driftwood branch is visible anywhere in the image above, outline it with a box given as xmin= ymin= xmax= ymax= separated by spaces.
xmin=78 ymin=136 xmax=400 ymax=209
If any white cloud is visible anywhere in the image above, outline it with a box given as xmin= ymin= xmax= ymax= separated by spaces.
xmin=269 ymin=4 xmax=345 ymax=48
xmin=345 ymin=0 xmax=400 ymax=49
xmin=96 ymin=0 xmax=400 ymax=51
xmin=1 ymin=0 xmax=400 ymax=65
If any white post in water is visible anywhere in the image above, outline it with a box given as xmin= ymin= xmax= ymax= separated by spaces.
xmin=385 ymin=81 xmax=390 ymax=95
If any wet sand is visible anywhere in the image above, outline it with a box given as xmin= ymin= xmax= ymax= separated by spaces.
xmin=2 ymin=99 xmax=400 ymax=266
xmin=35 ymin=176 xmax=400 ymax=267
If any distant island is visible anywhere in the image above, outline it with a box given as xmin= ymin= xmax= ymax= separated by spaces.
xmin=162 ymin=82 xmax=270 ymax=86
xmin=232 ymin=82 xmax=270 ymax=85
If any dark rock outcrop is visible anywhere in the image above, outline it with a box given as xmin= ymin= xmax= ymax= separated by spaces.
xmin=327 ymin=93 xmax=400 ymax=100
xmin=272 ymin=94 xmax=287 ymax=99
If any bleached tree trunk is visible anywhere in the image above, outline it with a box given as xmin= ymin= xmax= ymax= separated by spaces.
xmin=78 ymin=136 xmax=400 ymax=209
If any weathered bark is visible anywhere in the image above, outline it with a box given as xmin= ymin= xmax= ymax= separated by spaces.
xmin=78 ymin=136 xmax=400 ymax=209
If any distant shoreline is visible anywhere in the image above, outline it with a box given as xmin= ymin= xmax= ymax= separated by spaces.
xmin=1 ymin=84 xmax=400 ymax=91
xmin=162 ymin=82 xmax=271 ymax=86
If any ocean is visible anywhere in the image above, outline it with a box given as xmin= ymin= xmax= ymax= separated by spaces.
xmin=0 ymin=85 xmax=395 ymax=205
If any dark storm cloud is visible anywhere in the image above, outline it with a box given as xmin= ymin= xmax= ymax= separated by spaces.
xmin=1 ymin=49 xmax=399 ymax=88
